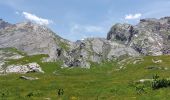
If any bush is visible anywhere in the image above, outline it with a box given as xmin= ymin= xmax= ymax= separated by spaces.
xmin=151 ymin=74 xmax=170 ymax=89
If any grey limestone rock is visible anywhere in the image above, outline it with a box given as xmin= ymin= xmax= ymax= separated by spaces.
xmin=0 ymin=22 xmax=70 ymax=61
xmin=107 ymin=17 xmax=170 ymax=56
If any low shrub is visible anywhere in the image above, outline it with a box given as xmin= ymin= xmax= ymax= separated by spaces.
xmin=152 ymin=74 xmax=170 ymax=89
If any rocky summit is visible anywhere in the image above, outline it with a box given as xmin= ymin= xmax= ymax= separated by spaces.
xmin=0 ymin=19 xmax=12 ymax=30
xmin=107 ymin=17 xmax=170 ymax=56
xmin=0 ymin=17 xmax=170 ymax=72
xmin=0 ymin=21 xmax=70 ymax=61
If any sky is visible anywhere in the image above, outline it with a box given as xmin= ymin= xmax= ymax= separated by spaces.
xmin=0 ymin=0 xmax=170 ymax=41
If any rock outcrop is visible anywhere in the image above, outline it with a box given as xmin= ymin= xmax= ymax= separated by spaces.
xmin=107 ymin=17 xmax=170 ymax=56
xmin=107 ymin=23 xmax=137 ymax=45
xmin=0 ymin=48 xmax=25 ymax=74
xmin=0 ymin=48 xmax=44 ymax=74
xmin=5 ymin=63 xmax=44 ymax=74
xmin=63 ymin=38 xmax=139 ymax=68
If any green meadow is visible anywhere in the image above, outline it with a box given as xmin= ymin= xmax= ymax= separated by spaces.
xmin=1 ymin=54 xmax=170 ymax=100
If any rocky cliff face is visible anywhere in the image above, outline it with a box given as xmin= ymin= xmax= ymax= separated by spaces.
xmin=107 ymin=17 xmax=170 ymax=56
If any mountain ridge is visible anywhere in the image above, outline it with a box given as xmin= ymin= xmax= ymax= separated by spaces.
xmin=0 ymin=16 xmax=170 ymax=70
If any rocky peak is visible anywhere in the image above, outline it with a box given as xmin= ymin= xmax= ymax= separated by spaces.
xmin=0 ymin=19 xmax=12 ymax=29
xmin=107 ymin=16 xmax=170 ymax=56
xmin=160 ymin=16 xmax=170 ymax=20
xmin=107 ymin=23 xmax=136 ymax=45
xmin=140 ymin=18 xmax=159 ymax=23
xmin=159 ymin=17 xmax=170 ymax=25
xmin=138 ymin=18 xmax=161 ymax=32
xmin=0 ymin=21 xmax=70 ymax=61
xmin=15 ymin=21 xmax=48 ymax=31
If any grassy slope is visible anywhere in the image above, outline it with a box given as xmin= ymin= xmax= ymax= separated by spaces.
xmin=0 ymin=47 xmax=27 ymax=56
xmin=1 ymin=55 xmax=170 ymax=100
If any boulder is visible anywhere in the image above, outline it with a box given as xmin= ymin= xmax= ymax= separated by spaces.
xmin=5 ymin=63 xmax=44 ymax=74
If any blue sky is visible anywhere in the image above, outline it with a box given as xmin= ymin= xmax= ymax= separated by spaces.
xmin=0 ymin=0 xmax=170 ymax=41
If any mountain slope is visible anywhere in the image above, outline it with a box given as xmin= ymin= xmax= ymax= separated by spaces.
xmin=0 ymin=21 xmax=70 ymax=61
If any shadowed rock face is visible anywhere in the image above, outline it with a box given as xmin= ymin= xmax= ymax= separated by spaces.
xmin=107 ymin=17 xmax=170 ymax=56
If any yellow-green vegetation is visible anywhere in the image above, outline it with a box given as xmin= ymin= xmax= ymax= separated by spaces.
xmin=5 ymin=54 xmax=49 ymax=65
xmin=0 ymin=47 xmax=27 ymax=56
xmin=1 ymin=55 xmax=170 ymax=99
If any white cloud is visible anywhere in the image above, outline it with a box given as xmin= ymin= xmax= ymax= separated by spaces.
xmin=125 ymin=13 xmax=142 ymax=20
xmin=22 ymin=12 xmax=52 ymax=25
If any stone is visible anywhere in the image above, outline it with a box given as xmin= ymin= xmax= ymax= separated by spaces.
xmin=5 ymin=63 xmax=44 ymax=74
xmin=20 ymin=76 xmax=39 ymax=80
xmin=145 ymin=66 xmax=168 ymax=70
xmin=152 ymin=59 xmax=162 ymax=63
xmin=139 ymin=79 xmax=154 ymax=83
